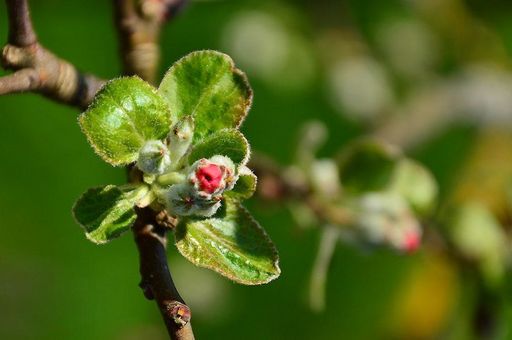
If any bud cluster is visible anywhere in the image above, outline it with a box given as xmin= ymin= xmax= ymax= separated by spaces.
xmin=137 ymin=115 xmax=194 ymax=175
xmin=135 ymin=116 xmax=240 ymax=218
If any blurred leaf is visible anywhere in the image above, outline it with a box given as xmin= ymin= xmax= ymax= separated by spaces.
xmin=450 ymin=130 xmax=512 ymax=220
xmin=226 ymin=166 xmax=257 ymax=200
xmin=79 ymin=77 xmax=172 ymax=166
xmin=390 ymin=159 xmax=438 ymax=216
xmin=175 ymin=198 xmax=280 ymax=285
xmin=338 ymin=139 xmax=400 ymax=194
xmin=187 ymin=128 xmax=250 ymax=166
xmin=447 ymin=201 xmax=507 ymax=286
xmin=158 ymin=50 xmax=252 ymax=140
xmin=73 ymin=185 xmax=149 ymax=244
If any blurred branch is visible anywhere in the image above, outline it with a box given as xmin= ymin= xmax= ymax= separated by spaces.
xmin=133 ymin=209 xmax=195 ymax=340
xmin=1 ymin=0 xmax=106 ymax=109
xmin=113 ymin=0 xmax=188 ymax=84
xmin=250 ymin=153 xmax=353 ymax=226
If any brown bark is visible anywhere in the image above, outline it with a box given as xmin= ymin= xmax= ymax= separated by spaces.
xmin=1 ymin=0 xmax=105 ymax=109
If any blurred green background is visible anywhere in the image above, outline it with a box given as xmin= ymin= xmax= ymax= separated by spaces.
xmin=2 ymin=0 xmax=512 ymax=339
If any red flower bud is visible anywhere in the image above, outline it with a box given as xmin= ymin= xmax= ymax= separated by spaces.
xmin=403 ymin=230 xmax=421 ymax=253
xmin=195 ymin=163 xmax=223 ymax=194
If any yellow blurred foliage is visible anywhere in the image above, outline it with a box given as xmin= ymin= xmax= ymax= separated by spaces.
xmin=387 ymin=253 xmax=458 ymax=339
xmin=450 ymin=129 xmax=512 ymax=221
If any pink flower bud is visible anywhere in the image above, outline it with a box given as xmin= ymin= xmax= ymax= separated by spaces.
xmin=195 ymin=163 xmax=223 ymax=194
xmin=402 ymin=230 xmax=421 ymax=253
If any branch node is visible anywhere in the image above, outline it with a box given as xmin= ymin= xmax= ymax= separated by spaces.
xmin=166 ymin=301 xmax=191 ymax=327
xmin=155 ymin=210 xmax=178 ymax=230
xmin=2 ymin=44 xmax=33 ymax=68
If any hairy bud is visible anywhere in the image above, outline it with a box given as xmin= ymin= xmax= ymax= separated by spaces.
xmin=356 ymin=192 xmax=422 ymax=253
xmin=168 ymin=116 xmax=194 ymax=163
xmin=137 ymin=140 xmax=172 ymax=175
xmin=164 ymin=184 xmax=221 ymax=217
xmin=188 ymin=156 xmax=237 ymax=198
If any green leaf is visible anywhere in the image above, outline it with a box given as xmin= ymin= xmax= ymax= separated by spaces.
xmin=73 ymin=185 xmax=149 ymax=244
xmin=226 ymin=166 xmax=257 ymax=200
xmin=158 ymin=50 xmax=253 ymax=140
xmin=79 ymin=77 xmax=172 ymax=166
xmin=389 ymin=159 xmax=438 ymax=216
xmin=187 ymin=128 xmax=250 ymax=166
xmin=338 ymin=139 xmax=400 ymax=194
xmin=447 ymin=202 xmax=507 ymax=285
xmin=175 ymin=198 xmax=280 ymax=285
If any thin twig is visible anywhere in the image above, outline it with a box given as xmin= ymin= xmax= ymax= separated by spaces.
xmin=250 ymin=154 xmax=354 ymax=226
xmin=6 ymin=0 xmax=36 ymax=46
xmin=113 ymin=0 xmax=188 ymax=84
xmin=1 ymin=0 xmax=106 ymax=109
xmin=0 ymin=68 xmax=38 ymax=94
xmin=133 ymin=209 xmax=195 ymax=340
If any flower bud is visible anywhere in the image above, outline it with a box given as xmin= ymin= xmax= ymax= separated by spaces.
xmin=168 ymin=116 xmax=194 ymax=163
xmin=164 ymin=183 xmax=222 ymax=217
xmin=188 ymin=156 xmax=237 ymax=198
xmin=356 ymin=192 xmax=422 ymax=253
xmin=210 ymin=155 xmax=237 ymax=190
xmin=137 ymin=140 xmax=172 ymax=175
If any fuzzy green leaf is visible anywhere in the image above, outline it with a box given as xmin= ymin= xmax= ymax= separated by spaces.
xmin=175 ymin=198 xmax=280 ymax=285
xmin=338 ymin=139 xmax=400 ymax=194
xmin=187 ymin=128 xmax=250 ymax=166
xmin=79 ymin=77 xmax=172 ymax=166
xmin=389 ymin=159 xmax=438 ymax=216
xmin=226 ymin=166 xmax=257 ymax=200
xmin=158 ymin=50 xmax=252 ymax=140
xmin=73 ymin=185 xmax=149 ymax=244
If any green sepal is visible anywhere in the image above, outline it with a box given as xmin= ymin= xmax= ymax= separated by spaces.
xmin=73 ymin=184 xmax=149 ymax=244
xmin=79 ymin=77 xmax=172 ymax=166
xmin=187 ymin=128 xmax=250 ymax=166
xmin=174 ymin=198 xmax=280 ymax=285
xmin=158 ymin=50 xmax=253 ymax=140
xmin=226 ymin=166 xmax=257 ymax=200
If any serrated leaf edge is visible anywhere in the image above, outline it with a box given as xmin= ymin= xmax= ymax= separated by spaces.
xmin=78 ymin=76 xmax=167 ymax=167
xmin=159 ymin=50 xmax=253 ymax=129
xmin=72 ymin=184 xmax=145 ymax=245
xmin=174 ymin=200 xmax=280 ymax=285
xmin=189 ymin=128 xmax=251 ymax=167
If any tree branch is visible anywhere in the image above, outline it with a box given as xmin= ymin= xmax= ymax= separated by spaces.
xmin=0 ymin=68 xmax=38 ymax=94
xmin=6 ymin=0 xmax=36 ymax=46
xmin=1 ymin=0 xmax=106 ymax=109
xmin=133 ymin=209 xmax=194 ymax=340
xmin=249 ymin=154 xmax=353 ymax=226
xmin=113 ymin=0 xmax=188 ymax=84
